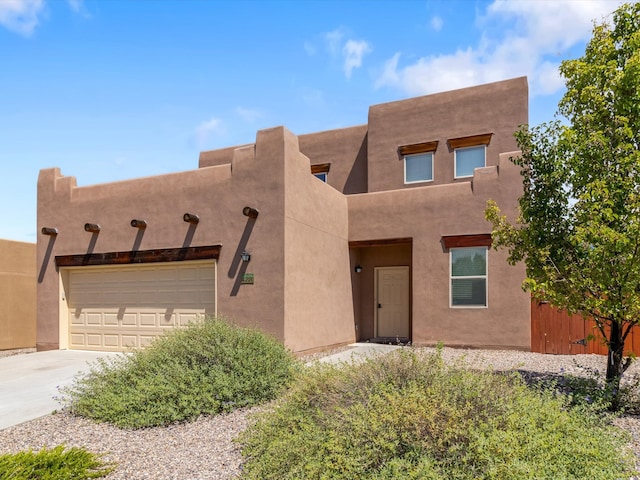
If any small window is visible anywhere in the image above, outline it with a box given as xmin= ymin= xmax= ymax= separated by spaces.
xmin=450 ymin=247 xmax=487 ymax=307
xmin=454 ymin=145 xmax=486 ymax=178
xmin=404 ymin=152 xmax=433 ymax=184
xmin=311 ymin=163 xmax=330 ymax=183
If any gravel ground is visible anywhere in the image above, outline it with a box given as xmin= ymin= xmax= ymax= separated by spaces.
xmin=0 ymin=347 xmax=36 ymax=358
xmin=1 ymin=346 xmax=640 ymax=479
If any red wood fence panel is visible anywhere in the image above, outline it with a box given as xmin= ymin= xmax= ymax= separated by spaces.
xmin=530 ymin=299 xmax=640 ymax=356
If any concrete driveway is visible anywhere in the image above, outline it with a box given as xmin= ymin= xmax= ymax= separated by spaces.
xmin=0 ymin=343 xmax=400 ymax=431
xmin=0 ymin=350 xmax=117 ymax=430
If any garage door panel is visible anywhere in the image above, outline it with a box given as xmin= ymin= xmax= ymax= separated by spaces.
xmin=139 ymin=313 xmax=157 ymax=327
xmin=87 ymin=313 xmax=101 ymax=325
xmin=121 ymin=313 xmax=137 ymax=326
xmin=66 ymin=261 xmax=215 ymax=351
xmin=102 ymin=313 xmax=117 ymax=326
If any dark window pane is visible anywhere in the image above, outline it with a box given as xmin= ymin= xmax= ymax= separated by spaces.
xmin=452 ymin=278 xmax=486 ymax=306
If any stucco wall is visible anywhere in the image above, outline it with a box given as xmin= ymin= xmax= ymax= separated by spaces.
xmin=0 ymin=239 xmax=36 ymax=350
xmin=348 ymin=153 xmax=530 ymax=350
xmin=282 ymin=128 xmax=355 ymax=353
xmin=37 ymin=130 xmax=289 ymax=351
xmin=298 ymin=125 xmax=368 ymax=195
xmin=198 ymin=144 xmax=252 ymax=169
xmin=37 ymin=77 xmax=531 ymax=353
xmin=367 ymin=77 xmax=528 ymax=193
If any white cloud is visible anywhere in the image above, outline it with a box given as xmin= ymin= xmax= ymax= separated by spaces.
xmin=323 ymin=27 xmax=372 ymax=79
xmin=195 ymin=117 xmax=225 ymax=148
xmin=324 ymin=28 xmax=345 ymax=56
xmin=0 ymin=0 xmax=44 ymax=36
xmin=342 ymin=39 xmax=372 ymax=79
xmin=235 ymin=107 xmax=262 ymax=123
xmin=430 ymin=15 xmax=443 ymax=32
xmin=375 ymin=0 xmax=624 ymax=98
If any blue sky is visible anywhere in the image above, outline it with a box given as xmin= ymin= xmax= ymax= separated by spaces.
xmin=0 ymin=0 xmax=624 ymax=242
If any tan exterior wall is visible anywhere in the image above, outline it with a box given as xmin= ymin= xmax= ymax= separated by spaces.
xmin=298 ymin=125 xmax=368 ymax=194
xmin=0 ymin=239 xmax=36 ymax=350
xmin=37 ymin=126 xmax=355 ymax=353
xmin=37 ymin=129 xmax=290 ymax=351
xmin=198 ymin=144 xmax=252 ymax=169
xmin=37 ymin=76 xmax=531 ymax=353
xmin=367 ymin=77 xmax=528 ymax=193
xmin=282 ymin=129 xmax=355 ymax=353
xmin=348 ymin=153 xmax=529 ymax=349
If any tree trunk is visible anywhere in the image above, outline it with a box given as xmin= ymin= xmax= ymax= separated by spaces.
xmin=606 ymin=321 xmax=625 ymax=411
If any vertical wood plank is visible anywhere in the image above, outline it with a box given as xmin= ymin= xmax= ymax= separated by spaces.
xmin=530 ymin=299 xmax=543 ymax=353
xmin=530 ymin=298 xmax=640 ymax=357
xmin=569 ymin=313 xmax=587 ymax=354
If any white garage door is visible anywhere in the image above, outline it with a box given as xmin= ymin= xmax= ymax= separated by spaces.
xmin=66 ymin=260 xmax=216 ymax=351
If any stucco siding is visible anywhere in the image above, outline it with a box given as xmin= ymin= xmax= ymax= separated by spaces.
xmin=367 ymin=77 xmax=528 ymax=193
xmin=37 ymin=130 xmax=288 ymax=351
xmin=348 ymin=153 xmax=530 ymax=349
xmin=37 ymin=77 xmax=531 ymax=353
xmin=283 ymin=128 xmax=355 ymax=353
xmin=0 ymin=239 xmax=36 ymax=350
xmin=298 ymin=125 xmax=368 ymax=195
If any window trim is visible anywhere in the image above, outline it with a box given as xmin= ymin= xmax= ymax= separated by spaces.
xmin=448 ymin=133 xmax=492 ymax=180
xmin=311 ymin=163 xmax=331 ymax=183
xmin=449 ymin=246 xmax=488 ymax=309
xmin=447 ymin=133 xmax=492 ymax=150
xmin=398 ymin=141 xmax=438 ymax=156
xmin=442 ymin=233 xmax=492 ymax=249
xmin=454 ymin=145 xmax=486 ymax=179
xmin=404 ymin=152 xmax=434 ymax=184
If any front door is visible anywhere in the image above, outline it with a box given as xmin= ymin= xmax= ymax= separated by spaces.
xmin=375 ymin=266 xmax=410 ymax=338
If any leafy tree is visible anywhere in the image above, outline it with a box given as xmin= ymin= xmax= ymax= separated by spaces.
xmin=486 ymin=2 xmax=640 ymax=409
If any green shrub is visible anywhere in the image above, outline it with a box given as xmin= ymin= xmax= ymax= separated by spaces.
xmin=238 ymin=349 xmax=637 ymax=479
xmin=59 ymin=317 xmax=300 ymax=429
xmin=0 ymin=445 xmax=114 ymax=479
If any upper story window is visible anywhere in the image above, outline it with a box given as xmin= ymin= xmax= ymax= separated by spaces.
xmin=448 ymin=133 xmax=493 ymax=179
xmin=404 ymin=152 xmax=433 ymax=184
xmin=311 ymin=163 xmax=331 ymax=183
xmin=398 ymin=140 xmax=438 ymax=185
xmin=454 ymin=145 xmax=485 ymax=178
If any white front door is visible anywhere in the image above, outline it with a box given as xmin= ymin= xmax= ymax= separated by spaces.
xmin=375 ymin=266 xmax=410 ymax=338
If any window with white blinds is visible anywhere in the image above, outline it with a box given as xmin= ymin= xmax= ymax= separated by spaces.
xmin=450 ymin=247 xmax=487 ymax=307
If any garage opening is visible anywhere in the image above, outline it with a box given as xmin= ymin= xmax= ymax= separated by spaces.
xmin=56 ymin=246 xmax=220 ymax=352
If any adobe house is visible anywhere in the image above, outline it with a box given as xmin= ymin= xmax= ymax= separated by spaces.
xmin=0 ymin=239 xmax=36 ymax=350
xmin=36 ymin=76 xmax=530 ymax=354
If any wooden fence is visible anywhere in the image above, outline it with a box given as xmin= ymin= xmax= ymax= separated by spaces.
xmin=531 ymin=299 xmax=640 ymax=356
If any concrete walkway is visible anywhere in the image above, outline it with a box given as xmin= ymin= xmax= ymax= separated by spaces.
xmin=0 ymin=343 xmax=400 ymax=430
xmin=0 ymin=350 xmax=117 ymax=430
xmin=312 ymin=342 xmax=401 ymax=364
